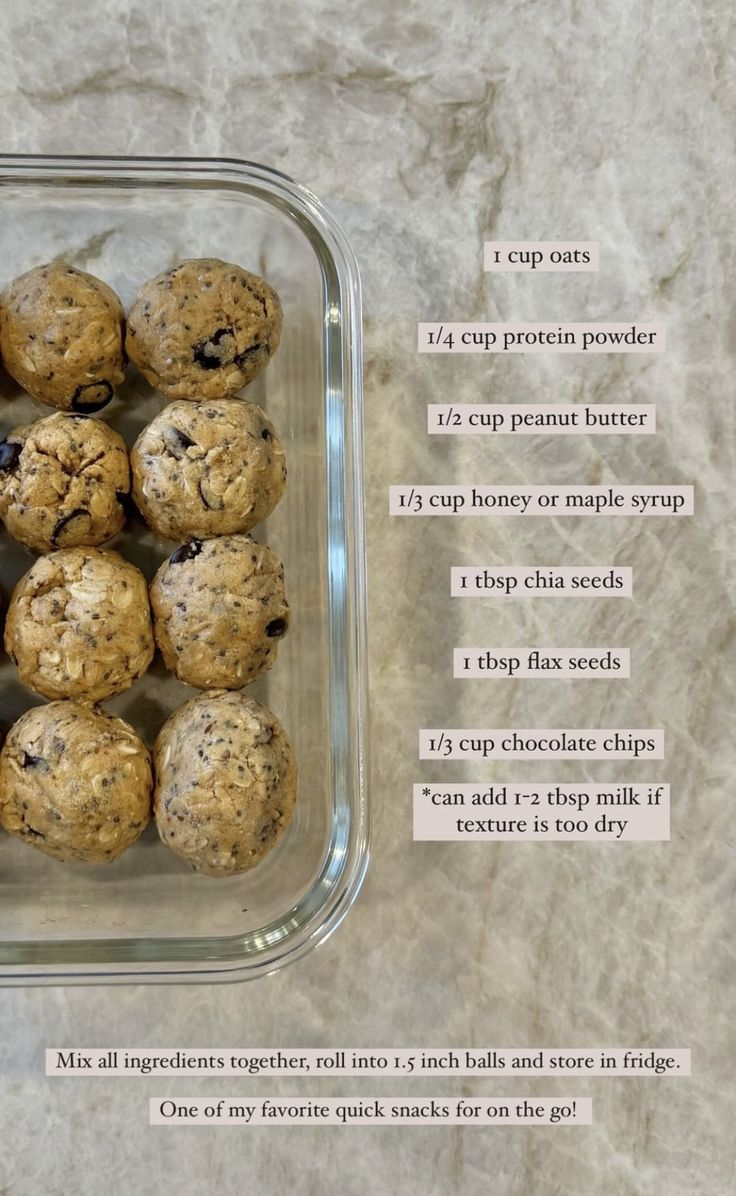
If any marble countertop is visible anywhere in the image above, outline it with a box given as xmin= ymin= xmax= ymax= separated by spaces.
xmin=0 ymin=1 xmax=733 ymax=1193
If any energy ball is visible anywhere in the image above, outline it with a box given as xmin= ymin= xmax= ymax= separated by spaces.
xmin=130 ymin=398 xmax=286 ymax=540
xmin=126 ymin=258 xmax=282 ymax=400
xmin=0 ymin=700 xmax=152 ymax=864
xmin=154 ymin=691 xmax=297 ymax=877
xmin=5 ymin=547 xmax=154 ymax=702
xmin=0 ymin=411 xmax=130 ymax=552
xmin=150 ymin=535 xmax=290 ymax=690
xmin=0 ymin=262 xmax=125 ymax=412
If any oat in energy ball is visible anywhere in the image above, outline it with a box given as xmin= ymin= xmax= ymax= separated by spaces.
xmin=150 ymin=534 xmax=290 ymax=689
xmin=126 ymin=258 xmax=282 ymax=400
xmin=0 ymin=412 xmax=130 ymax=552
xmin=130 ymin=398 xmax=286 ymax=540
xmin=154 ymin=691 xmax=297 ymax=877
xmin=0 ymin=263 xmax=125 ymax=411
xmin=0 ymin=700 xmax=152 ymax=864
xmin=4 ymin=547 xmax=154 ymax=702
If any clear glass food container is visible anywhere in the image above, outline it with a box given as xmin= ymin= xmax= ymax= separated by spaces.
xmin=0 ymin=155 xmax=368 ymax=984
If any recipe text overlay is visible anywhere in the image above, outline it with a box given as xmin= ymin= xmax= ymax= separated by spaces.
xmin=483 ymin=242 xmax=600 ymax=272
xmin=428 ymin=404 xmax=655 ymax=434
xmin=453 ymin=648 xmax=630 ymax=679
xmin=413 ymin=784 xmax=671 ymax=842
xmin=419 ymin=730 xmax=664 ymax=760
xmin=390 ymin=486 xmax=693 ymax=517
xmin=409 ymin=237 xmax=676 ymax=855
xmin=51 ymin=1047 xmax=689 ymax=1129
xmin=149 ymin=1096 xmax=591 ymax=1127
xmin=47 ymin=1047 xmax=690 ymax=1077
xmin=418 ymin=323 xmax=664 ymax=353
xmin=451 ymin=567 xmax=633 ymax=597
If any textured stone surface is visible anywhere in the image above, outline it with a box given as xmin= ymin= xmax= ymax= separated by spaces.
xmin=0 ymin=1 xmax=733 ymax=1193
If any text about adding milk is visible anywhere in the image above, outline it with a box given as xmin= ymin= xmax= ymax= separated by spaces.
xmin=413 ymin=783 xmax=670 ymax=841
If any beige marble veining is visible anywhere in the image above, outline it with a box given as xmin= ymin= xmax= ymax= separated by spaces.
xmin=0 ymin=1 xmax=733 ymax=1193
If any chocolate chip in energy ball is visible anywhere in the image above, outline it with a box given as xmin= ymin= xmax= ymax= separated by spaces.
xmin=70 ymin=380 xmax=114 ymax=413
xmin=162 ymin=425 xmax=196 ymax=458
xmin=169 ymin=540 xmax=203 ymax=565
xmin=0 ymin=440 xmax=22 ymax=471
xmin=20 ymin=752 xmax=46 ymax=770
xmin=193 ymin=326 xmax=237 ymax=370
xmin=265 ymin=617 xmax=288 ymax=638
xmin=51 ymin=508 xmax=89 ymax=545
xmin=115 ymin=489 xmax=135 ymax=519
xmin=235 ymin=342 xmax=263 ymax=367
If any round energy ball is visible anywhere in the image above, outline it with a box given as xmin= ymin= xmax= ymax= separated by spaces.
xmin=0 ymin=411 xmax=130 ymax=552
xmin=154 ymin=691 xmax=297 ymax=877
xmin=125 ymin=258 xmax=282 ymax=400
xmin=150 ymin=535 xmax=290 ymax=689
xmin=5 ymin=547 xmax=154 ymax=702
xmin=0 ymin=701 xmax=152 ymax=864
xmin=0 ymin=262 xmax=125 ymax=412
xmin=130 ymin=398 xmax=286 ymax=540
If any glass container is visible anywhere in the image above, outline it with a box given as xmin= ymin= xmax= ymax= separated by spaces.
xmin=0 ymin=155 xmax=368 ymax=984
